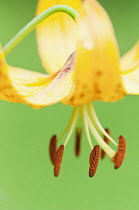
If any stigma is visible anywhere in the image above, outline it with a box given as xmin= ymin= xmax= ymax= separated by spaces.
xmin=49 ymin=103 xmax=126 ymax=177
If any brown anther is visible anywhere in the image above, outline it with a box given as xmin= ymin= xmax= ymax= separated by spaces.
xmin=101 ymin=128 xmax=110 ymax=159
xmin=54 ymin=145 xmax=64 ymax=177
xmin=89 ymin=145 xmax=100 ymax=177
xmin=49 ymin=135 xmax=57 ymax=165
xmin=75 ymin=128 xmax=82 ymax=156
xmin=114 ymin=135 xmax=126 ymax=169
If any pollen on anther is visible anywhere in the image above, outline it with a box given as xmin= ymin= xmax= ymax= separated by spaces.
xmin=101 ymin=128 xmax=110 ymax=159
xmin=114 ymin=135 xmax=126 ymax=169
xmin=89 ymin=145 xmax=100 ymax=177
xmin=49 ymin=135 xmax=57 ymax=165
xmin=75 ymin=128 xmax=82 ymax=157
xmin=54 ymin=145 xmax=64 ymax=177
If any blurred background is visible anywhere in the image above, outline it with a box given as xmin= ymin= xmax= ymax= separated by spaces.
xmin=0 ymin=0 xmax=139 ymax=209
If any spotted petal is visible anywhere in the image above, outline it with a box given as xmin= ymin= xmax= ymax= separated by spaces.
xmin=0 ymin=47 xmax=74 ymax=108
xmin=62 ymin=0 xmax=126 ymax=106
xmin=36 ymin=0 xmax=81 ymax=74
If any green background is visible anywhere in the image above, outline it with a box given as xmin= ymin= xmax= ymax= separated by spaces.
xmin=0 ymin=0 xmax=139 ymax=209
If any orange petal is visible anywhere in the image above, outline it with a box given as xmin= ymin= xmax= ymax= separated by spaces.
xmin=36 ymin=0 xmax=81 ymax=74
xmin=62 ymin=0 xmax=125 ymax=106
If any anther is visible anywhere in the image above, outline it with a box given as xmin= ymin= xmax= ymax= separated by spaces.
xmin=113 ymin=136 xmax=126 ymax=169
xmin=54 ymin=145 xmax=64 ymax=177
xmin=101 ymin=128 xmax=110 ymax=159
xmin=89 ymin=145 xmax=100 ymax=177
xmin=49 ymin=135 xmax=57 ymax=165
xmin=75 ymin=128 xmax=82 ymax=156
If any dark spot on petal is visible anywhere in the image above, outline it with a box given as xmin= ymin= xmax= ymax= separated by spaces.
xmin=96 ymin=70 xmax=102 ymax=77
xmin=79 ymin=93 xmax=84 ymax=98
xmin=94 ymin=83 xmax=101 ymax=94
xmin=82 ymin=84 xmax=88 ymax=89
xmin=70 ymin=96 xmax=75 ymax=102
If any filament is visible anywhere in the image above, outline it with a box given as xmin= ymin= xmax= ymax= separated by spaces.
xmin=64 ymin=107 xmax=79 ymax=147
xmin=58 ymin=108 xmax=78 ymax=142
xmin=88 ymin=103 xmax=117 ymax=146
xmin=88 ymin=116 xmax=116 ymax=158
xmin=83 ymin=106 xmax=93 ymax=150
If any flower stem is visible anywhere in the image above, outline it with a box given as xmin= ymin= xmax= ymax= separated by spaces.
xmin=3 ymin=5 xmax=78 ymax=56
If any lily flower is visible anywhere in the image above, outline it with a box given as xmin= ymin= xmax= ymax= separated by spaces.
xmin=0 ymin=0 xmax=138 ymax=177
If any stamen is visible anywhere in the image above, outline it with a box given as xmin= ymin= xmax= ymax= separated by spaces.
xmin=113 ymin=136 xmax=126 ymax=169
xmin=87 ymin=114 xmax=116 ymax=158
xmin=88 ymin=103 xmax=117 ymax=146
xmin=89 ymin=145 xmax=100 ymax=177
xmin=101 ymin=128 xmax=110 ymax=159
xmin=57 ymin=108 xmax=77 ymax=142
xmin=54 ymin=145 xmax=64 ymax=177
xmin=49 ymin=135 xmax=57 ymax=165
xmin=64 ymin=108 xmax=79 ymax=147
xmin=83 ymin=106 xmax=93 ymax=149
xmin=75 ymin=128 xmax=82 ymax=156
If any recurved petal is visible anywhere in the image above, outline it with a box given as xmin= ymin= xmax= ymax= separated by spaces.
xmin=120 ymin=41 xmax=139 ymax=73
xmin=120 ymin=42 xmax=139 ymax=95
xmin=0 ymin=48 xmax=74 ymax=108
xmin=36 ymin=0 xmax=81 ymax=74
xmin=63 ymin=0 xmax=126 ymax=106
xmin=121 ymin=75 xmax=139 ymax=95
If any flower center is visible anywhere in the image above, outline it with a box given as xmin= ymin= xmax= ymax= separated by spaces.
xmin=49 ymin=103 xmax=126 ymax=177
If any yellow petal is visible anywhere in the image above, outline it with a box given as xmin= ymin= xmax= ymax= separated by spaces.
xmin=36 ymin=0 xmax=81 ymax=74
xmin=120 ymin=41 xmax=139 ymax=73
xmin=0 ymin=48 xmax=74 ymax=108
xmin=62 ymin=0 xmax=125 ymax=106
xmin=120 ymin=42 xmax=139 ymax=94
xmin=26 ymin=53 xmax=74 ymax=107
xmin=121 ymin=75 xmax=139 ymax=95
